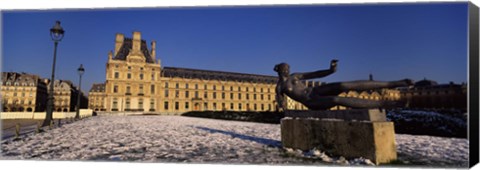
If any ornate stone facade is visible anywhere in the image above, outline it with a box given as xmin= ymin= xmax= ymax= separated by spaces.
xmin=1 ymin=72 xmax=47 ymax=112
xmin=89 ymin=32 xmax=307 ymax=113
xmin=44 ymin=79 xmax=88 ymax=112
xmin=399 ymin=79 xmax=467 ymax=110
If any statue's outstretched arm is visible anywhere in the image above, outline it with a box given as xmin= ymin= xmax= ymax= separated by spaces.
xmin=298 ymin=59 xmax=338 ymax=80
xmin=275 ymin=84 xmax=286 ymax=112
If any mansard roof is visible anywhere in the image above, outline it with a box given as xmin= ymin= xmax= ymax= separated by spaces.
xmin=162 ymin=67 xmax=278 ymax=84
xmin=113 ymin=38 xmax=154 ymax=63
xmin=90 ymin=83 xmax=106 ymax=92
xmin=1 ymin=72 xmax=41 ymax=86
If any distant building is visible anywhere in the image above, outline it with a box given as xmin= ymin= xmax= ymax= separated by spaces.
xmin=44 ymin=79 xmax=88 ymax=112
xmin=88 ymin=83 xmax=106 ymax=111
xmin=1 ymin=72 xmax=48 ymax=112
xmin=399 ymin=78 xmax=467 ymax=110
xmin=89 ymin=31 xmax=308 ymax=113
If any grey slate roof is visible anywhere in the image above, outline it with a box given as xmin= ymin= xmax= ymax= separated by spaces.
xmin=90 ymin=83 xmax=106 ymax=92
xmin=162 ymin=67 xmax=278 ymax=84
xmin=113 ymin=38 xmax=154 ymax=63
xmin=1 ymin=72 xmax=41 ymax=86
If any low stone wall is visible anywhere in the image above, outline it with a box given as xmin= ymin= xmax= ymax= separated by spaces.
xmin=1 ymin=109 xmax=93 ymax=119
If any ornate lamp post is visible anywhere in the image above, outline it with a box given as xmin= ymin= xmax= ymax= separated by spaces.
xmin=75 ymin=64 xmax=85 ymax=119
xmin=43 ymin=21 xmax=64 ymax=127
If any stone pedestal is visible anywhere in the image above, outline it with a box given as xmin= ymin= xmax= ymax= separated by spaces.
xmin=281 ymin=109 xmax=397 ymax=165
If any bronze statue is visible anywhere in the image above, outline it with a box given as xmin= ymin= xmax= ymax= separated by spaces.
xmin=274 ymin=60 xmax=413 ymax=111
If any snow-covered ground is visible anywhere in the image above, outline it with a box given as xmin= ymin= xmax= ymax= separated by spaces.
xmin=0 ymin=115 xmax=469 ymax=168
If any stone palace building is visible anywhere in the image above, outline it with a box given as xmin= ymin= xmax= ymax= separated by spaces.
xmin=1 ymin=72 xmax=87 ymax=112
xmin=88 ymin=32 xmax=411 ymax=114
xmin=88 ymin=32 xmax=308 ymax=114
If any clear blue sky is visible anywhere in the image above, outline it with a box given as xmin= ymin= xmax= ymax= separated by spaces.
xmin=2 ymin=2 xmax=469 ymax=93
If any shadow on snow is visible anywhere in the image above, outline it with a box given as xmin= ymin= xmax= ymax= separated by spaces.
xmin=193 ymin=126 xmax=282 ymax=148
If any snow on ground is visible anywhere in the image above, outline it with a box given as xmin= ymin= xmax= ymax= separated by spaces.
xmin=0 ymin=115 xmax=469 ymax=167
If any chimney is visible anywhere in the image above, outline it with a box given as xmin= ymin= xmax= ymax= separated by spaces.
xmin=151 ymin=41 xmax=156 ymax=63
xmin=108 ymin=51 xmax=113 ymax=61
xmin=114 ymin=33 xmax=124 ymax=56
xmin=132 ymin=31 xmax=141 ymax=53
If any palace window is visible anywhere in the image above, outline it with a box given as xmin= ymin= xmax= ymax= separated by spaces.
xmin=213 ymin=103 xmax=217 ymax=110
xmin=164 ymin=101 xmax=169 ymax=110
xmin=175 ymin=102 xmax=179 ymax=110
xmin=230 ymin=86 xmax=233 ymax=91
xmin=140 ymin=67 xmax=144 ymax=71
xmin=204 ymin=102 xmax=208 ymax=110
xmin=138 ymin=99 xmax=143 ymax=109
xmin=254 ymin=88 xmax=256 ymax=92
xmin=140 ymin=73 xmax=144 ymax=80
xmin=222 ymin=103 xmax=226 ymax=110
xmin=213 ymin=92 xmax=217 ymax=99
xmin=238 ymin=103 xmax=242 ymax=110
xmin=185 ymin=102 xmax=189 ymax=109
xmin=175 ymin=90 xmax=179 ymax=98
xmin=126 ymin=86 xmax=131 ymax=93
xmin=185 ymin=83 xmax=189 ymax=89
xmin=195 ymin=91 xmax=199 ymax=98
xmin=112 ymin=98 xmax=118 ymax=109
xmin=268 ymin=95 xmax=271 ymax=100
xmin=185 ymin=91 xmax=189 ymax=98
xmin=268 ymin=104 xmax=271 ymax=111
xmin=176 ymin=83 xmax=179 ymax=89
xmin=261 ymin=88 xmax=264 ymax=93
xmin=213 ymin=85 xmax=216 ymax=90
xmin=230 ymin=103 xmax=234 ymax=110
xmin=261 ymin=94 xmax=264 ymax=100
xmin=204 ymin=92 xmax=208 ymax=99
xmin=238 ymin=93 xmax=241 ymax=100
xmin=151 ymin=74 xmax=154 ymax=80
xmin=254 ymin=94 xmax=257 ymax=100
xmin=114 ymin=72 xmax=119 ymax=79
xmin=246 ymin=87 xmax=249 ymax=92
xmin=222 ymin=92 xmax=225 ymax=99
xmin=127 ymin=73 xmax=131 ymax=79
xmin=151 ymin=85 xmax=155 ymax=94
xmin=139 ymin=84 xmax=144 ymax=94
xmin=165 ymin=90 xmax=169 ymax=97
xmin=126 ymin=98 xmax=130 ymax=109
xmin=195 ymin=84 xmax=198 ymax=89
xmin=261 ymin=104 xmax=264 ymax=111
xmin=204 ymin=84 xmax=207 ymax=90
xmin=128 ymin=66 xmax=131 ymax=70
xmin=238 ymin=87 xmax=241 ymax=91
xmin=246 ymin=94 xmax=249 ymax=100
xmin=222 ymin=86 xmax=225 ymax=91
xmin=230 ymin=93 xmax=233 ymax=100
xmin=165 ymin=82 xmax=169 ymax=88
xmin=254 ymin=104 xmax=257 ymax=110
xmin=113 ymin=85 xmax=118 ymax=93
xmin=247 ymin=104 xmax=250 ymax=110
xmin=150 ymin=99 xmax=155 ymax=109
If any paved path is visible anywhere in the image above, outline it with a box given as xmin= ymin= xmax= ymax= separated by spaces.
xmin=0 ymin=115 xmax=469 ymax=168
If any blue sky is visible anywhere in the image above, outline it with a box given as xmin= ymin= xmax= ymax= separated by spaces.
xmin=2 ymin=2 xmax=469 ymax=93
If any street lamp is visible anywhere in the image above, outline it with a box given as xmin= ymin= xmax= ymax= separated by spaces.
xmin=75 ymin=64 xmax=85 ymax=119
xmin=43 ymin=21 xmax=65 ymax=127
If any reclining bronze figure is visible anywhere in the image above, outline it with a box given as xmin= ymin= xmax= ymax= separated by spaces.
xmin=274 ymin=60 xmax=413 ymax=111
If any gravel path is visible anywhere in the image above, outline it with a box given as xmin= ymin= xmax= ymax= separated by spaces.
xmin=0 ymin=116 xmax=469 ymax=167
